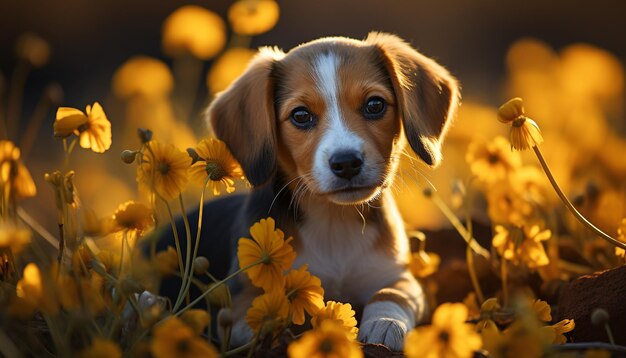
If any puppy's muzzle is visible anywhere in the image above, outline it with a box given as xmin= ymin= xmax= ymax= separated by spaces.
xmin=329 ymin=150 xmax=363 ymax=180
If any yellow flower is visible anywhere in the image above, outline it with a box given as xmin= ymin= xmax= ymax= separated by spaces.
xmin=615 ymin=218 xmax=626 ymax=258
xmin=189 ymin=138 xmax=245 ymax=195
xmin=15 ymin=33 xmax=50 ymax=67
xmin=285 ymin=265 xmax=325 ymax=325
xmin=497 ymin=97 xmax=544 ymax=151
xmin=112 ymin=56 xmax=174 ymax=99
xmin=228 ymin=0 xmax=280 ymax=35
xmin=238 ymin=217 xmax=296 ymax=292
xmin=181 ymin=309 xmax=211 ymax=335
xmin=162 ymin=5 xmax=226 ymax=59
xmin=0 ymin=141 xmax=36 ymax=198
xmin=15 ymin=263 xmax=59 ymax=316
xmin=206 ymin=48 xmax=257 ymax=95
xmin=54 ymin=102 xmax=112 ymax=153
xmin=404 ymin=303 xmax=481 ymax=358
xmin=532 ymin=299 xmax=552 ymax=322
xmin=311 ymin=301 xmax=359 ymax=341
xmin=486 ymin=182 xmax=534 ymax=226
xmin=288 ymin=320 xmax=363 ymax=358
xmin=138 ymin=141 xmax=190 ymax=200
xmin=492 ymin=225 xmax=551 ymax=268
xmin=150 ymin=317 xmax=218 ymax=358
xmin=408 ymin=250 xmax=441 ymax=278
xmin=154 ymin=246 xmax=179 ymax=276
xmin=246 ymin=291 xmax=290 ymax=334
xmin=79 ymin=338 xmax=122 ymax=358
xmin=466 ymin=136 xmax=521 ymax=184
xmin=549 ymin=319 xmax=575 ymax=344
xmin=112 ymin=200 xmax=154 ymax=235
xmin=0 ymin=222 xmax=31 ymax=254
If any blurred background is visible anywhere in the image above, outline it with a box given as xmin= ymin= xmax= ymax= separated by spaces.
xmin=1 ymin=0 xmax=626 ymax=237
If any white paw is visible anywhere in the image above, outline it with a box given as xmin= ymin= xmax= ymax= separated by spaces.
xmin=358 ymin=317 xmax=408 ymax=351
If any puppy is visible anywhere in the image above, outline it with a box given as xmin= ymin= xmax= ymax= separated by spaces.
xmin=177 ymin=32 xmax=459 ymax=351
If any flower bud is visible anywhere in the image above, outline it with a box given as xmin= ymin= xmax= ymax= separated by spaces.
xmin=137 ymin=128 xmax=153 ymax=143
xmin=217 ymin=308 xmax=233 ymax=328
xmin=193 ymin=256 xmax=210 ymax=275
xmin=44 ymin=171 xmax=63 ymax=186
xmin=591 ymin=308 xmax=610 ymax=326
xmin=187 ymin=148 xmax=201 ymax=165
xmin=121 ymin=150 xmax=138 ymax=164
xmin=44 ymin=83 xmax=64 ymax=106
xmin=15 ymin=33 xmax=50 ymax=68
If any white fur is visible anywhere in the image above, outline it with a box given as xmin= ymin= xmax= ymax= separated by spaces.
xmin=294 ymin=196 xmax=405 ymax=305
xmin=311 ymin=52 xmax=365 ymax=192
xmin=358 ymin=301 xmax=415 ymax=351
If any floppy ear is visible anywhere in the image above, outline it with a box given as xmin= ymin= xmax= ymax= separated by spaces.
xmin=366 ymin=32 xmax=460 ymax=166
xmin=207 ymin=47 xmax=285 ymax=186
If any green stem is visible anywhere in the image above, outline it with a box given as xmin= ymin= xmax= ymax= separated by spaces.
xmin=224 ymin=339 xmax=255 ymax=357
xmin=173 ymin=194 xmax=193 ymax=311
xmin=159 ymin=196 xmax=185 ymax=278
xmin=426 ymin=188 xmax=491 ymax=260
xmin=605 ymin=323 xmax=616 ymax=346
xmin=464 ymin=179 xmax=484 ymax=304
xmin=501 ymin=258 xmax=509 ymax=307
xmin=63 ymin=138 xmax=78 ymax=170
xmin=533 ymin=146 xmax=626 ymax=250
xmin=174 ymin=260 xmax=263 ymax=318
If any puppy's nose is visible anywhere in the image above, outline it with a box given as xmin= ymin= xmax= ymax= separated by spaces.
xmin=329 ymin=151 xmax=363 ymax=180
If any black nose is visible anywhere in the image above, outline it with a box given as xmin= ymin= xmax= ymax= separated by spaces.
xmin=329 ymin=151 xmax=363 ymax=180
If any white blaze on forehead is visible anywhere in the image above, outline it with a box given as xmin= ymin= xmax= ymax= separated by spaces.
xmin=312 ymin=52 xmax=364 ymax=190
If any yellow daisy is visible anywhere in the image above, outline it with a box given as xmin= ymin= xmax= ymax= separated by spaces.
xmin=246 ymin=291 xmax=290 ymax=334
xmin=404 ymin=303 xmax=482 ymax=358
xmin=311 ymin=301 xmax=359 ymax=340
xmin=0 ymin=140 xmax=36 ymax=198
xmin=112 ymin=200 xmax=154 ymax=236
xmin=150 ymin=317 xmax=218 ymax=358
xmin=492 ymin=225 xmax=551 ymax=268
xmin=138 ymin=141 xmax=190 ymax=200
xmin=285 ymin=265 xmax=325 ymax=325
xmin=228 ymin=0 xmax=280 ymax=36
xmin=54 ymin=102 xmax=112 ymax=153
xmin=466 ymin=136 xmax=521 ymax=184
xmin=287 ymin=320 xmax=363 ymax=358
xmin=497 ymin=97 xmax=544 ymax=151
xmin=162 ymin=5 xmax=226 ymax=59
xmin=238 ymin=217 xmax=296 ymax=292
xmin=189 ymin=138 xmax=245 ymax=195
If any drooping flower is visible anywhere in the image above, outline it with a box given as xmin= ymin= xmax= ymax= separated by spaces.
xmin=112 ymin=200 xmax=154 ymax=236
xmin=150 ymin=317 xmax=218 ymax=358
xmin=154 ymin=246 xmax=179 ymax=276
xmin=285 ymin=265 xmax=325 ymax=325
xmin=549 ymin=319 xmax=575 ymax=344
xmin=162 ymin=5 xmax=226 ymax=59
xmin=403 ymin=303 xmax=482 ymax=358
xmin=228 ymin=0 xmax=280 ymax=36
xmin=238 ymin=217 xmax=296 ymax=292
xmin=79 ymin=338 xmax=122 ymax=358
xmin=54 ymin=102 xmax=112 ymax=153
xmin=532 ymin=299 xmax=552 ymax=322
xmin=287 ymin=320 xmax=363 ymax=358
xmin=492 ymin=225 xmax=551 ymax=268
xmin=206 ymin=48 xmax=257 ymax=95
xmin=311 ymin=301 xmax=359 ymax=340
xmin=137 ymin=141 xmax=190 ymax=200
xmin=246 ymin=291 xmax=290 ymax=334
xmin=189 ymin=138 xmax=245 ymax=195
xmin=0 ymin=141 xmax=37 ymax=198
xmin=14 ymin=263 xmax=59 ymax=316
xmin=466 ymin=136 xmax=522 ymax=184
xmin=112 ymin=56 xmax=174 ymax=99
xmin=497 ymin=97 xmax=544 ymax=151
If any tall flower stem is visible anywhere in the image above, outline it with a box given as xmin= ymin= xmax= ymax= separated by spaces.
xmin=464 ymin=181 xmax=484 ymax=304
xmin=175 ymin=176 xmax=211 ymax=312
xmin=173 ymin=194 xmax=193 ymax=311
xmin=500 ymin=259 xmax=509 ymax=307
xmin=424 ymin=187 xmax=491 ymax=260
xmin=532 ymin=146 xmax=626 ymax=250
xmin=159 ymin=197 xmax=185 ymax=277
xmin=174 ymin=259 xmax=264 ymax=318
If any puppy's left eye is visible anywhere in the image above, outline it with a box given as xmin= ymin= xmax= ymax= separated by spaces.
xmin=363 ymin=97 xmax=386 ymax=119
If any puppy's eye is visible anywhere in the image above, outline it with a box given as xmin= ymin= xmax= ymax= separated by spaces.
xmin=363 ymin=97 xmax=386 ymax=119
xmin=290 ymin=107 xmax=316 ymax=129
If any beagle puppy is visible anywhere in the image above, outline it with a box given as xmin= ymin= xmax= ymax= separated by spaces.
xmin=180 ymin=32 xmax=459 ymax=351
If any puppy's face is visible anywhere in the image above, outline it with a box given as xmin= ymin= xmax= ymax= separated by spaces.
xmin=274 ymin=43 xmax=402 ymax=205
xmin=209 ymin=33 xmax=459 ymax=205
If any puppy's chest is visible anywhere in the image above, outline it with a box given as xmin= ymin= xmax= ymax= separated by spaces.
xmin=292 ymin=216 xmax=403 ymax=305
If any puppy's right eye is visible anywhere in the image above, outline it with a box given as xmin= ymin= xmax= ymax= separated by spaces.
xmin=290 ymin=107 xmax=316 ymax=129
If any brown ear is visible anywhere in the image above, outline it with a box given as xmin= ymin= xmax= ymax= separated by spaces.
xmin=207 ymin=47 xmax=285 ymax=186
xmin=366 ymin=32 xmax=460 ymax=166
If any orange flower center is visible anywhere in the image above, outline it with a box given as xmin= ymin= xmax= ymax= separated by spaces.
xmin=205 ymin=161 xmax=226 ymax=181
xmin=319 ymin=338 xmax=334 ymax=353
xmin=157 ymin=162 xmax=170 ymax=175
xmin=438 ymin=330 xmax=450 ymax=344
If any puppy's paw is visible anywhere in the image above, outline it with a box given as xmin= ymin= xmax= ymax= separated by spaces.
xmin=358 ymin=317 xmax=408 ymax=351
xmin=358 ymin=301 xmax=416 ymax=351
